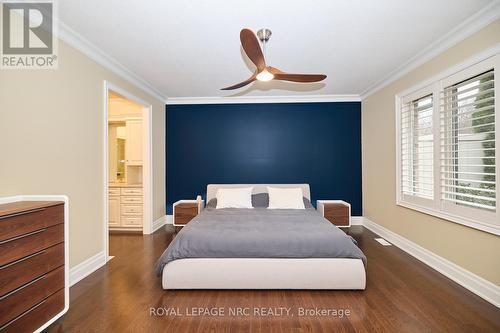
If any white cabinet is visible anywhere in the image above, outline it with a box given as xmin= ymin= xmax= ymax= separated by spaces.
xmin=125 ymin=120 xmax=143 ymax=165
xmin=108 ymin=186 xmax=143 ymax=231
xmin=108 ymin=195 xmax=121 ymax=227
xmin=121 ymin=217 xmax=142 ymax=227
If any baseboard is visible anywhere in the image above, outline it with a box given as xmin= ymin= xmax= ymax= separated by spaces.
xmin=351 ymin=216 xmax=363 ymax=225
xmin=152 ymin=215 xmax=168 ymax=232
xmin=362 ymin=217 xmax=500 ymax=308
xmin=69 ymin=251 xmax=107 ymax=287
xmin=166 ymin=215 xmax=173 ymax=225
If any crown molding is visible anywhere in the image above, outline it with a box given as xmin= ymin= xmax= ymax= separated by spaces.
xmin=166 ymin=94 xmax=361 ymax=105
xmin=55 ymin=18 xmax=167 ymax=102
xmin=360 ymin=1 xmax=500 ymax=100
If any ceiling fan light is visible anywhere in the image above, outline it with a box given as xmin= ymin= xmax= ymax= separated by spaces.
xmin=256 ymin=69 xmax=274 ymax=82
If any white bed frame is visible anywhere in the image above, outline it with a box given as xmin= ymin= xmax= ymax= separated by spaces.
xmin=162 ymin=184 xmax=366 ymax=290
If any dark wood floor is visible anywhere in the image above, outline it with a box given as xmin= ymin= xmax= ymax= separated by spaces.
xmin=45 ymin=226 xmax=499 ymax=333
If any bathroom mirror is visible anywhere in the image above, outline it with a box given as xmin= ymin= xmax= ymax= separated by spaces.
xmin=109 ymin=122 xmax=126 ymax=183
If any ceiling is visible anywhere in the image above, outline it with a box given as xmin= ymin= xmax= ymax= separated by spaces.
xmin=58 ymin=0 xmax=496 ymax=100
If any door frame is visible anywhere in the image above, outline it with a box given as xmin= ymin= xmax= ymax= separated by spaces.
xmin=103 ymin=80 xmax=154 ymax=261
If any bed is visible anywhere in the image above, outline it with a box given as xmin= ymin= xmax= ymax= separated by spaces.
xmin=156 ymin=184 xmax=366 ymax=290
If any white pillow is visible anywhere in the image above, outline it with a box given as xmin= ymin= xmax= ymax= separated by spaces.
xmin=267 ymin=187 xmax=305 ymax=209
xmin=215 ymin=187 xmax=253 ymax=209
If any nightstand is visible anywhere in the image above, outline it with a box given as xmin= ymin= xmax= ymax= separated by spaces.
xmin=317 ymin=200 xmax=351 ymax=228
xmin=173 ymin=196 xmax=204 ymax=227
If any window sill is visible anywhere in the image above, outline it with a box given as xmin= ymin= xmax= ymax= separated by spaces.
xmin=396 ymin=200 xmax=500 ymax=236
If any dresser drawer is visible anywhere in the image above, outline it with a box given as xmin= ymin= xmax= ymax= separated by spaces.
xmin=121 ymin=196 xmax=143 ymax=204
xmin=0 ymin=243 xmax=64 ymax=296
xmin=121 ymin=204 xmax=143 ymax=215
xmin=0 ymin=288 xmax=64 ymax=333
xmin=121 ymin=188 xmax=143 ymax=196
xmin=121 ymin=217 xmax=143 ymax=227
xmin=0 ymin=204 xmax=63 ymax=242
xmin=108 ymin=188 xmax=120 ymax=196
xmin=0 ymin=266 xmax=64 ymax=326
xmin=0 ymin=224 xmax=64 ymax=266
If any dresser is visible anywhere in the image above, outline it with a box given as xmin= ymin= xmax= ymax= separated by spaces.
xmin=108 ymin=186 xmax=143 ymax=231
xmin=0 ymin=198 xmax=68 ymax=333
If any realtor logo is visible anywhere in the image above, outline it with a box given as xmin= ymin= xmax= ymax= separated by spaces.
xmin=1 ymin=1 xmax=58 ymax=69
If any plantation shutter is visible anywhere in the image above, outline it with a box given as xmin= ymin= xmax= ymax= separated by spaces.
xmin=440 ymin=70 xmax=496 ymax=211
xmin=401 ymin=94 xmax=434 ymax=200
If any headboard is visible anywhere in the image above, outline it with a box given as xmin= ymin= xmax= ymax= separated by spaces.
xmin=206 ymin=184 xmax=311 ymax=202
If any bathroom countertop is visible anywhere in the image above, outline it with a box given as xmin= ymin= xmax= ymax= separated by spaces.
xmin=109 ymin=183 xmax=143 ymax=188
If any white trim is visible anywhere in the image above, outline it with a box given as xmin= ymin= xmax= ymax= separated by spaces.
xmin=350 ymin=216 xmax=364 ymax=226
xmin=103 ymin=81 xmax=155 ymax=264
xmin=397 ymin=201 xmax=500 ymax=236
xmin=142 ymin=100 xmax=154 ymax=236
xmin=55 ymin=17 xmax=166 ymax=102
xmin=103 ymin=83 xmax=109 ymax=263
xmin=166 ymin=94 xmax=361 ymax=105
xmin=0 ymin=195 xmax=23 ymax=205
xmin=362 ymin=217 xmax=500 ymax=308
xmin=153 ymin=215 xmax=168 ymax=232
xmin=360 ymin=2 xmax=500 ymax=100
xmin=166 ymin=215 xmax=173 ymax=225
xmin=69 ymin=251 xmax=107 ymax=287
xmin=0 ymin=195 xmax=70 ymax=333
xmin=395 ymin=44 xmax=500 ymax=99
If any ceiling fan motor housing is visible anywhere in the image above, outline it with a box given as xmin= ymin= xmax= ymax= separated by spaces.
xmin=257 ymin=28 xmax=272 ymax=42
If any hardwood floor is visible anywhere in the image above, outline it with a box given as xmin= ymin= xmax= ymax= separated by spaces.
xmin=45 ymin=226 xmax=499 ymax=333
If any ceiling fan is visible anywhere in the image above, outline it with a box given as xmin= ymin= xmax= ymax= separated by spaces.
xmin=221 ymin=28 xmax=327 ymax=90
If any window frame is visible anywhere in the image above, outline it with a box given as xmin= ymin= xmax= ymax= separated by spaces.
xmin=395 ymin=53 xmax=499 ymax=236
xmin=398 ymin=85 xmax=438 ymax=210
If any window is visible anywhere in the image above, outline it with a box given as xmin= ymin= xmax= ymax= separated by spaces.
xmin=397 ymin=55 xmax=499 ymax=235
xmin=401 ymin=94 xmax=434 ymax=200
xmin=441 ymin=71 xmax=495 ymax=212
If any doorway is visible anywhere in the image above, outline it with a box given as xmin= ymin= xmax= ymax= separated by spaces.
xmin=104 ymin=81 xmax=153 ymax=260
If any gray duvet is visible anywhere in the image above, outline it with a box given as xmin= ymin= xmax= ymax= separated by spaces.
xmin=155 ymin=207 xmax=367 ymax=276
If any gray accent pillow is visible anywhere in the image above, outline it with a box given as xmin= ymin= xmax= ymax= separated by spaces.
xmin=206 ymin=193 xmax=313 ymax=209
xmin=251 ymin=193 xmax=269 ymax=207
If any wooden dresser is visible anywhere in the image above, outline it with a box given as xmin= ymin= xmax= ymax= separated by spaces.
xmin=0 ymin=199 xmax=68 ymax=333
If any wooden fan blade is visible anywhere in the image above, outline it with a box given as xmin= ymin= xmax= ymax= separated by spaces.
xmin=274 ymin=73 xmax=327 ymax=83
xmin=269 ymin=67 xmax=327 ymax=83
xmin=221 ymin=73 xmax=257 ymax=90
xmin=240 ymin=29 xmax=266 ymax=72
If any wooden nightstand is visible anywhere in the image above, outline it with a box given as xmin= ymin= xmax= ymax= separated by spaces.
xmin=173 ymin=196 xmax=204 ymax=227
xmin=317 ymin=200 xmax=351 ymax=228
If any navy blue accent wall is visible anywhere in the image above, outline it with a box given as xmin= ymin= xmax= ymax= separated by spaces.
xmin=166 ymin=102 xmax=362 ymax=215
